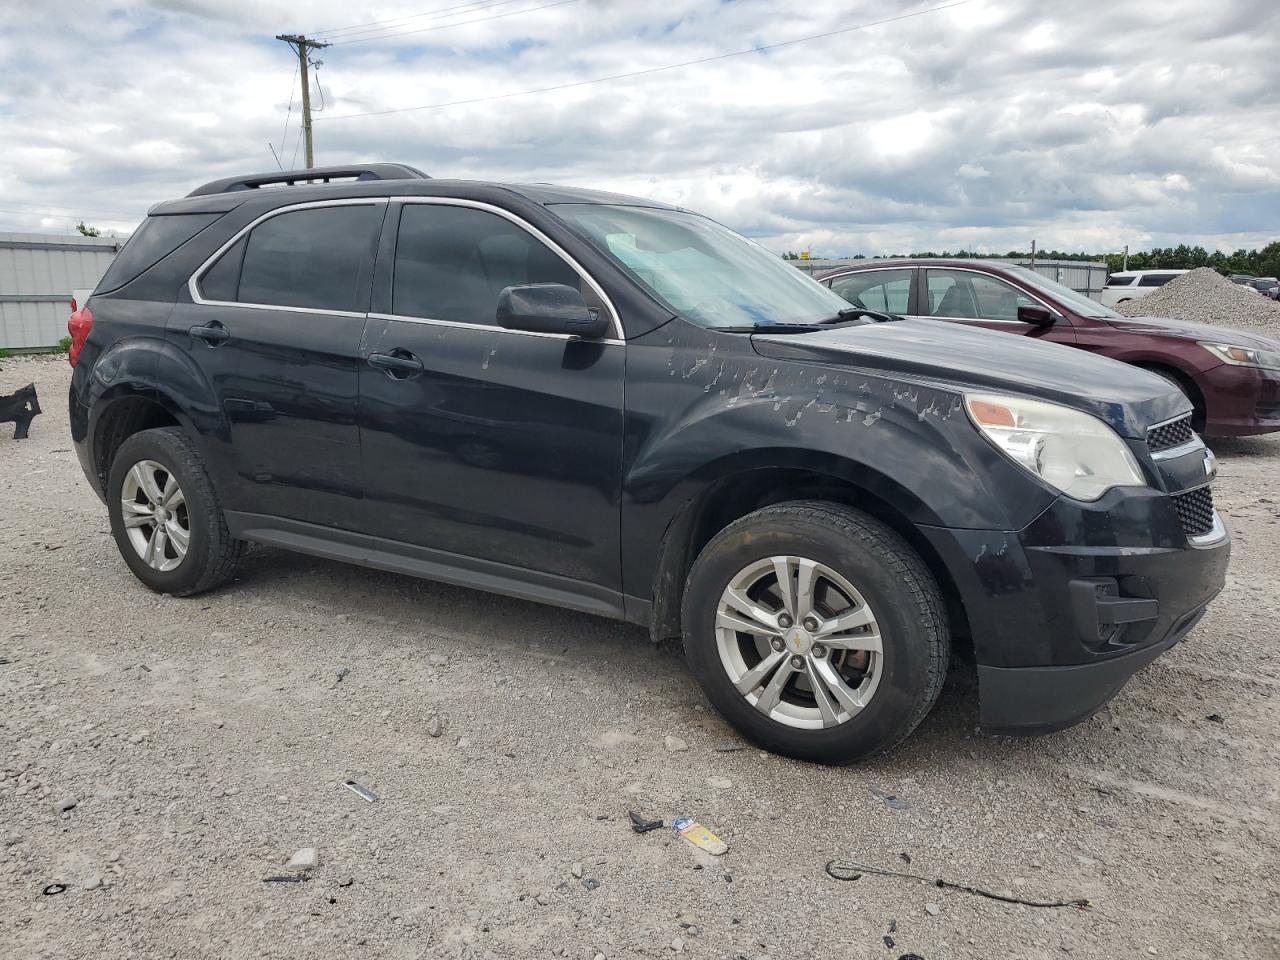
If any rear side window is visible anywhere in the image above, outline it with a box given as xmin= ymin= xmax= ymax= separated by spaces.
xmin=1139 ymin=273 xmax=1175 ymax=287
xmin=830 ymin=269 xmax=912 ymax=313
xmin=1106 ymin=274 xmax=1133 ymax=287
xmin=391 ymin=204 xmax=584 ymax=324
xmin=96 ymin=213 xmax=221 ymax=293
xmin=199 ymin=204 xmax=383 ymax=312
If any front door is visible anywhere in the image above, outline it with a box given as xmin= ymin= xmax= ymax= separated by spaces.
xmin=169 ymin=200 xmax=384 ymax=527
xmin=917 ymin=267 xmax=1076 ymax=344
xmin=358 ymin=200 xmax=625 ymax=597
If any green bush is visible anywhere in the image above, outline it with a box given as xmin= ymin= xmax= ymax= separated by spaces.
xmin=56 ymin=336 xmax=72 ymax=354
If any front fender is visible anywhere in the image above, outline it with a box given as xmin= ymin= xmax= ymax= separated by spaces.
xmin=619 ymin=319 xmax=1057 ymax=602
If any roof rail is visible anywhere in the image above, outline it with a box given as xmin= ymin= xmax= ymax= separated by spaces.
xmin=186 ymin=163 xmax=430 ymax=197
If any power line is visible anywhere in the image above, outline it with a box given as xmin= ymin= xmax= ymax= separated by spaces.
xmin=318 ymin=0 xmax=970 ymax=120
xmin=325 ymin=0 xmax=578 ymax=46
xmin=278 ymin=61 xmax=299 ymax=158
xmin=314 ymin=0 xmax=537 ymax=40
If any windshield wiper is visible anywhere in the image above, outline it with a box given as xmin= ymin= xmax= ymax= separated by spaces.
xmin=818 ymin=306 xmax=899 ymax=324
xmin=714 ymin=323 xmax=826 ymax=334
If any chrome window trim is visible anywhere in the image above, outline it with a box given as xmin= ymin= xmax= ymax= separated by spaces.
xmin=391 ymin=197 xmax=625 ymax=340
xmin=367 ymin=311 xmax=624 ymax=345
xmin=188 ymin=197 xmax=389 ymax=318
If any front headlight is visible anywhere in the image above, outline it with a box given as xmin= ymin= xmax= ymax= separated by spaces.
xmin=1200 ymin=342 xmax=1280 ymax=371
xmin=965 ymin=393 xmax=1146 ymax=501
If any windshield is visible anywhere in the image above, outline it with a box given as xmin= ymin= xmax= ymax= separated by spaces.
xmin=552 ymin=203 xmax=857 ymax=328
xmin=1006 ymin=265 xmax=1121 ymax=319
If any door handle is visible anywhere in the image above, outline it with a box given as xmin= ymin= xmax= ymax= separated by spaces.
xmin=368 ymin=350 xmax=425 ymax=379
xmin=189 ymin=321 xmax=230 ymax=345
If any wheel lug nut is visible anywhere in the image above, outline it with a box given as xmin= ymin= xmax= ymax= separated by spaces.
xmin=790 ymin=655 xmax=804 ymax=669
xmin=778 ymin=615 xmax=792 ymax=628
xmin=803 ymin=617 xmax=818 ymax=631
xmin=770 ymin=638 xmax=785 ymax=652
xmin=812 ymin=644 xmax=827 ymax=658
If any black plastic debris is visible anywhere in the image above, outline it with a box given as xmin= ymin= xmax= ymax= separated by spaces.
xmin=1206 ymin=714 xmax=1225 ymax=723
xmin=899 ymin=852 xmax=912 ymax=865
xmin=1 ymin=383 xmax=41 ymax=440
xmin=263 ymin=875 xmax=312 ymax=884
xmin=42 ymin=883 xmax=67 ymax=896
xmin=884 ymin=935 xmax=896 ymax=949
xmin=899 ymin=954 xmax=926 ymax=960
xmin=629 ymin=810 xmax=663 ymax=834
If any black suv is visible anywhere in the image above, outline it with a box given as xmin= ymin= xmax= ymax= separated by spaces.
xmin=68 ymin=164 xmax=1229 ymax=763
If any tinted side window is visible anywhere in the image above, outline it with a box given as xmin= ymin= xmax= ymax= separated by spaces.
xmin=200 ymin=237 xmax=245 ymax=302
xmin=392 ymin=205 xmax=582 ymax=324
xmin=96 ymin=213 xmax=221 ymax=294
xmin=830 ymin=269 xmax=912 ymax=313
xmin=926 ymin=269 xmax=1035 ymax=321
xmin=1106 ymin=274 xmax=1133 ymax=286
xmin=1139 ymin=273 xmax=1174 ymax=287
xmin=228 ymin=204 xmax=382 ymax=312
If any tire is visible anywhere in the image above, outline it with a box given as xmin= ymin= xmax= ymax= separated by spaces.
xmin=681 ymin=501 xmax=949 ymax=764
xmin=106 ymin=426 xmax=244 ymax=596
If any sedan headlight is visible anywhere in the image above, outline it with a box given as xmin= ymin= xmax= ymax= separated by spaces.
xmin=1199 ymin=342 xmax=1280 ymax=371
xmin=965 ymin=393 xmax=1146 ymax=501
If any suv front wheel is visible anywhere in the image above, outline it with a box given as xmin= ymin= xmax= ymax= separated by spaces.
xmin=682 ymin=501 xmax=949 ymax=764
xmin=106 ymin=427 xmax=244 ymax=596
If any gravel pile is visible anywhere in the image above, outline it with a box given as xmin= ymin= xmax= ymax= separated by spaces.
xmin=1117 ymin=267 xmax=1280 ymax=334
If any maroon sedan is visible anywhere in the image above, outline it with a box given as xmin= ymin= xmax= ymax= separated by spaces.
xmin=817 ymin=259 xmax=1280 ymax=437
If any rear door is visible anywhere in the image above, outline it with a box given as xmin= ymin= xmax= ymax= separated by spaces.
xmin=916 ymin=267 xmax=1075 ymax=344
xmin=170 ymin=199 xmax=385 ymax=527
xmin=357 ymin=198 xmax=626 ymax=600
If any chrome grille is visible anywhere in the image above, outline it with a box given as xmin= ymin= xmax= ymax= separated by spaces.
xmin=1172 ymin=487 xmax=1215 ymax=537
xmin=1148 ymin=415 xmax=1194 ymax=452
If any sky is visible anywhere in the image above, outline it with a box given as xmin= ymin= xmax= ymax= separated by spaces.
xmin=0 ymin=0 xmax=1277 ymax=258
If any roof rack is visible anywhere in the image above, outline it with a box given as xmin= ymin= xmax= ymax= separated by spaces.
xmin=186 ymin=163 xmax=430 ymax=197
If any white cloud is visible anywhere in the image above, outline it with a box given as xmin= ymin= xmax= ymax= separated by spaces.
xmin=0 ymin=0 xmax=1276 ymax=256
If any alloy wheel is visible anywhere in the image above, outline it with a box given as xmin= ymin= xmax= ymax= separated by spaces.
xmin=714 ymin=555 xmax=883 ymax=730
xmin=120 ymin=459 xmax=190 ymax=573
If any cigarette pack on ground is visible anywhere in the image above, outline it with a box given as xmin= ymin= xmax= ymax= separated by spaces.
xmin=672 ymin=816 xmax=728 ymax=855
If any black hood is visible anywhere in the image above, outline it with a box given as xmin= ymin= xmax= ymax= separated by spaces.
xmin=1104 ymin=314 xmax=1280 ymax=350
xmin=751 ymin=319 xmax=1189 ymax=439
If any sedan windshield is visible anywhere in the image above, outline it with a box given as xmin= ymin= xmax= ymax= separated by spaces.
xmin=552 ymin=203 xmax=857 ymax=328
xmin=1007 ymin=265 xmax=1121 ymax=319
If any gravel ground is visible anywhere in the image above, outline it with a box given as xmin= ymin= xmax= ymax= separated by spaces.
xmin=2 ymin=356 xmax=1279 ymax=960
xmin=1118 ymin=267 xmax=1280 ymax=334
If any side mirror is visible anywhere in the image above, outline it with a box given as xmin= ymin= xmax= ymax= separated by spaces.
xmin=496 ymin=283 xmax=608 ymax=338
xmin=1017 ymin=304 xmax=1054 ymax=325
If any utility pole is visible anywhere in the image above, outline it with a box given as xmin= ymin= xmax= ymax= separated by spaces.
xmin=1123 ymin=244 xmax=1129 ymax=271
xmin=1029 ymin=239 xmax=1036 ymax=269
xmin=275 ymin=34 xmax=330 ymax=169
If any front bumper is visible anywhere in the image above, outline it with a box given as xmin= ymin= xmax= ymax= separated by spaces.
xmin=919 ymin=485 xmax=1230 ymax=733
xmin=977 ymin=599 xmax=1211 ymax=734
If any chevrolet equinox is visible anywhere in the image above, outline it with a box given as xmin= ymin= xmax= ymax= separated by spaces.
xmin=68 ymin=164 xmax=1230 ymax=763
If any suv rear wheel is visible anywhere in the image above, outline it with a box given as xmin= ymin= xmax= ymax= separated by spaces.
xmin=106 ymin=427 xmax=244 ymax=596
xmin=681 ymin=501 xmax=949 ymax=763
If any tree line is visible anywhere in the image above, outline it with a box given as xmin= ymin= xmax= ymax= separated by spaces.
xmin=783 ymin=242 xmax=1280 ymax=279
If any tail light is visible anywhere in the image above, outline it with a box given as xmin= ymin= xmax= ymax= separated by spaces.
xmin=68 ymin=305 xmax=93 ymax=368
